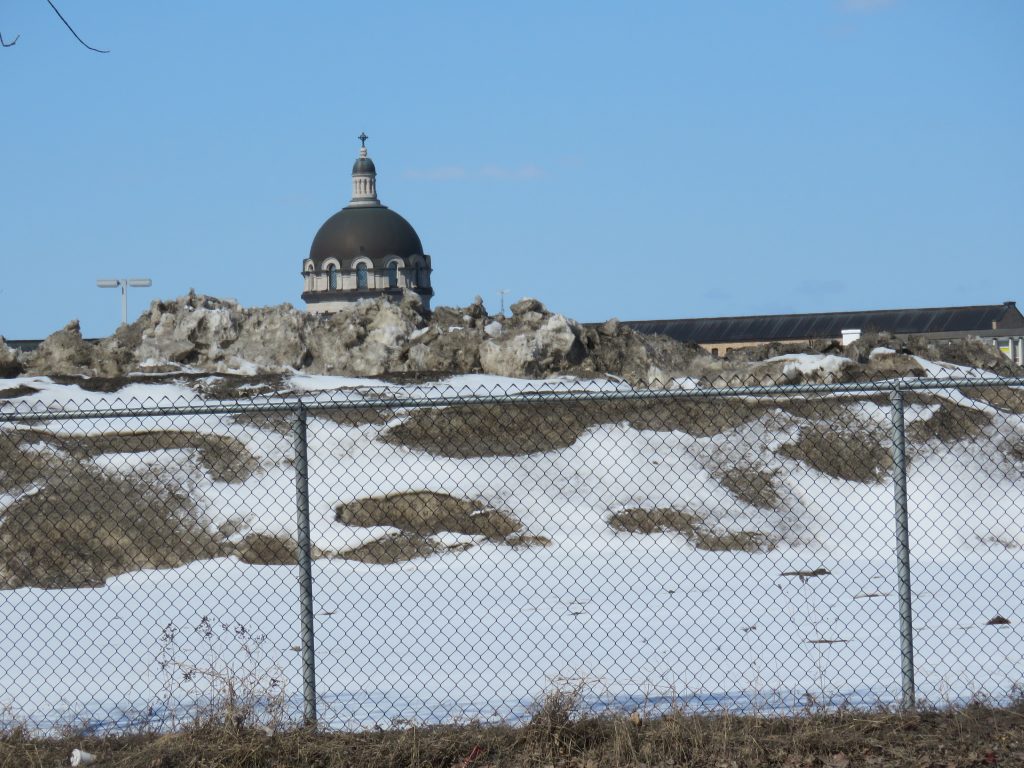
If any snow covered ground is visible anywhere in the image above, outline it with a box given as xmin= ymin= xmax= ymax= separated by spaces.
xmin=1 ymin=357 xmax=1023 ymax=732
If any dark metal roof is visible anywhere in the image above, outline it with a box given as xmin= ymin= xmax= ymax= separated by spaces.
xmin=309 ymin=205 xmax=424 ymax=266
xmin=624 ymin=302 xmax=1024 ymax=345
xmin=352 ymin=156 xmax=376 ymax=175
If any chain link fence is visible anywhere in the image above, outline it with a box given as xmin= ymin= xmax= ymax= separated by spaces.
xmin=1 ymin=374 xmax=1024 ymax=733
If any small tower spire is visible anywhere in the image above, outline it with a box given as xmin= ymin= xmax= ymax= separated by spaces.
xmin=349 ymin=132 xmax=379 ymax=207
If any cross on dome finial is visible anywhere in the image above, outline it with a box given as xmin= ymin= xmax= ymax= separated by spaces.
xmin=349 ymin=132 xmax=378 ymax=205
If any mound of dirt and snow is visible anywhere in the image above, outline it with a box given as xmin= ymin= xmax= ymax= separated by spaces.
xmin=15 ymin=293 xmax=1019 ymax=388
xmin=727 ymin=331 xmax=1019 ymax=374
xmin=717 ymin=331 xmax=1020 ymax=383
xmin=0 ymin=337 xmax=24 ymax=379
xmin=16 ymin=292 xmax=707 ymax=386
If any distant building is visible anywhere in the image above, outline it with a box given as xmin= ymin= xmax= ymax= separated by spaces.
xmin=625 ymin=301 xmax=1024 ymax=365
xmin=302 ymin=134 xmax=433 ymax=312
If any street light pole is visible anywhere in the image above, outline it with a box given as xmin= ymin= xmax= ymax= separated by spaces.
xmin=96 ymin=278 xmax=152 ymax=327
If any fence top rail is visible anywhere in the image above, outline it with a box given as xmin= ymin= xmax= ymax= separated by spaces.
xmin=1 ymin=375 xmax=1023 ymax=423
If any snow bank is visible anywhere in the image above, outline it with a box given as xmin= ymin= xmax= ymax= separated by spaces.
xmin=1 ymin=372 xmax=1023 ymax=732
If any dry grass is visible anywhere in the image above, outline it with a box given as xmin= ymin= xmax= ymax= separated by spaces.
xmin=850 ymin=391 xmax=942 ymax=409
xmin=775 ymin=396 xmax=885 ymax=429
xmin=384 ymin=398 xmax=769 ymax=458
xmin=46 ymin=373 xmax=151 ymax=393
xmin=0 ymin=384 xmax=39 ymax=400
xmin=229 ymin=533 xmax=297 ymax=566
xmin=627 ymin=398 xmax=771 ymax=437
xmin=0 ymin=465 xmax=220 ymax=589
xmin=962 ymin=385 xmax=1024 ymax=414
xmin=45 ymin=370 xmax=209 ymax=393
xmin=334 ymin=531 xmax=449 ymax=565
xmin=230 ymin=410 xmax=297 ymax=434
xmin=383 ymin=401 xmax=615 ymax=457
xmin=0 ymin=428 xmax=260 ymax=588
xmin=315 ymin=406 xmax=393 ymax=428
xmin=716 ymin=465 xmax=780 ymax=509
xmin=188 ymin=374 xmax=293 ymax=400
xmin=776 ymin=396 xmax=847 ymax=423
xmin=608 ymin=507 xmax=772 ymax=552
xmin=8 ymin=429 xmax=259 ymax=483
xmin=505 ymin=533 xmax=553 ymax=548
xmin=776 ymin=393 xmax=945 ymax=428
xmin=609 ymin=507 xmax=703 ymax=536
xmin=234 ymin=532 xmax=450 ymax=569
xmin=907 ymin=401 xmax=993 ymax=444
xmin=41 ymin=372 xmax=298 ymax=398
xmin=778 ymin=425 xmax=892 ymax=483
xmin=228 ymin=533 xmax=341 ymax=565
xmin=4 ymin=702 xmax=1022 ymax=767
xmin=385 ymin=392 xmax=985 ymax=460
xmin=333 ymin=492 xmax=539 ymax=563
xmin=232 ymin=406 xmax=391 ymax=435
xmin=1007 ymin=437 xmax=1024 ymax=466
xmin=0 ymin=431 xmax=71 ymax=492
xmin=336 ymin=491 xmax=520 ymax=539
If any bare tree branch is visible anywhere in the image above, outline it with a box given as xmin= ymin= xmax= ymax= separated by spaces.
xmin=44 ymin=0 xmax=109 ymax=53
xmin=0 ymin=31 xmax=20 ymax=47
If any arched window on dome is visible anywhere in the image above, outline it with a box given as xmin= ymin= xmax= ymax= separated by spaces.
xmin=387 ymin=261 xmax=399 ymax=289
xmin=356 ymin=263 xmax=368 ymax=290
xmin=327 ymin=265 xmax=338 ymax=291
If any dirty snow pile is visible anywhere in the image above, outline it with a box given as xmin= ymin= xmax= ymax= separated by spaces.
xmin=2 ymin=292 xmax=703 ymax=387
xmin=4 ymin=291 xmax=1018 ymax=389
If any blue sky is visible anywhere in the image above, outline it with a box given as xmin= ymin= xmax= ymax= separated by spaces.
xmin=2 ymin=0 xmax=1022 ymax=339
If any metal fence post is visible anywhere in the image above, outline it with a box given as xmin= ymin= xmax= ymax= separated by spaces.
xmin=293 ymin=401 xmax=317 ymax=726
xmin=889 ymin=387 xmax=916 ymax=709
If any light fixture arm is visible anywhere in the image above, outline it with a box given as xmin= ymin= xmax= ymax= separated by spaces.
xmin=97 ymin=278 xmax=152 ymax=327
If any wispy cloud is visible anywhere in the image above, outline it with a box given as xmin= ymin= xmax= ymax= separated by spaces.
xmin=402 ymin=166 xmax=468 ymax=181
xmin=403 ymin=164 xmax=545 ymax=182
xmin=479 ymin=164 xmax=544 ymax=180
xmin=840 ymin=0 xmax=897 ymax=12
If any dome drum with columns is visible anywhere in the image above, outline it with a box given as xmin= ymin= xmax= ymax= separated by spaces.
xmin=302 ymin=134 xmax=433 ymax=312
